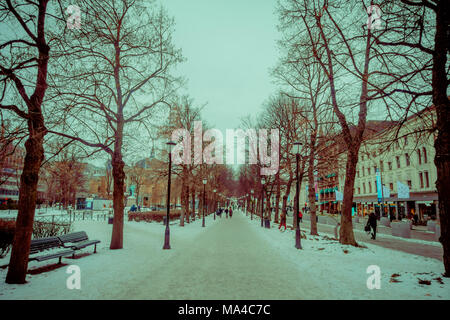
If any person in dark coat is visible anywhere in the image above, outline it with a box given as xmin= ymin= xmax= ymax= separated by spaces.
xmin=229 ymin=207 xmax=233 ymax=218
xmin=225 ymin=208 xmax=229 ymax=218
xmin=389 ymin=210 xmax=395 ymax=222
xmin=367 ymin=212 xmax=377 ymax=240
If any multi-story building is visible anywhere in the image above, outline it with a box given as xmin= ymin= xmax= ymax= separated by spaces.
xmin=0 ymin=144 xmax=24 ymax=203
xmin=0 ymin=143 xmax=47 ymax=204
xmin=296 ymin=106 xmax=439 ymax=222
xmin=352 ymin=106 xmax=438 ymax=221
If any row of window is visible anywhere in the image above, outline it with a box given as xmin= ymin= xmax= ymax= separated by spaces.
xmin=357 ymin=147 xmax=428 ymax=178
xmin=0 ymin=188 xmax=19 ymax=196
xmin=356 ymin=171 xmax=431 ymax=195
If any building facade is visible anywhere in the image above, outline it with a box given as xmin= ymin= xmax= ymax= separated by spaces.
xmin=295 ymin=107 xmax=439 ymax=222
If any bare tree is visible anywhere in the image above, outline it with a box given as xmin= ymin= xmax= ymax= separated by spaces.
xmin=0 ymin=0 xmax=67 ymax=284
xmin=372 ymin=0 xmax=449 ymax=276
xmin=278 ymin=0 xmax=406 ymax=245
xmin=49 ymin=0 xmax=183 ymax=249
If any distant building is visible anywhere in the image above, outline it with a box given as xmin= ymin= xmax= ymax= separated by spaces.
xmin=295 ymin=106 xmax=438 ymax=222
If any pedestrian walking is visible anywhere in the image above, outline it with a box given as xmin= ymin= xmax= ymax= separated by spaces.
xmin=389 ymin=210 xmax=395 ymax=222
xmin=367 ymin=212 xmax=377 ymax=240
xmin=298 ymin=209 xmax=303 ymax=223
xmin=225 ymin=208 xmax=229 ymax=218
xmin=229 ymin=207 xmax=233 ymax=218
xmin=279 ymin=210 xmax=287 ymax=231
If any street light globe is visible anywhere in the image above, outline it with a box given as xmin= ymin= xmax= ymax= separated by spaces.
xmin=166 ymin=141 xmax=176 ymax=153
xmin=251 ymin=189 xmax=254 ymax=194
xmin=261 ymin=177 xmax=266 ymax=185
xmin=213 ymin=189 xmax=217 ymax=193
xmin=203 ymin=178 xmax=207 ymax=185
xmin=293 ymin=141 xmax=302 ymax=155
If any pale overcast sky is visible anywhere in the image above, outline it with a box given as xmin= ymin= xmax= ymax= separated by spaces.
xmin=162 ymin=0 xmax=280 ymax=134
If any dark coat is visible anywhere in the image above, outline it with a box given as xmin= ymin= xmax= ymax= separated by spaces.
xmin=368 ymin=213 xmax=377 ymax=227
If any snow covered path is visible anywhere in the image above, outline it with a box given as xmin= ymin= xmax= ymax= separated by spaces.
xmin=1 ymin=210 xmax=449 ymax=300
xmin=107 ymin=212 xmax=324 ymax=299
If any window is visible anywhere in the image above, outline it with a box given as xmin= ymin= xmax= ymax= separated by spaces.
xmin=367 ymin=167 xmax=370 ymax=176
xmin=357 ymin=170 xmax=360 ymax=178
xmin=373 ymin=166 xmax=377 ymax=174
xmin=396 ymin=156 xmax=401 ymax=168
xmin=388 ymin=162 xmax=392 ymax=170
xmin=404 ymin=136 xmax=408 ymax=145
xmin=419 ymin=172 xmax=424 ymax=189
xmin=417 ymin=149 xmax=422 ymax=165
xmin=363 ymin=183 xmax=366 ymax=194
xmin=423 ymin=147 xmax=428 ymax=163
xmin=389 ymin=183 xmax=393 ymax=191
xmin=405 ymin=153 xmax=410 ymax=166
xmin=358 ymin=187 xmax=361 ymax=194
xmin=380 ymin=161 xmax=384 ymax=171
xmin=425 ymin=171 xmax=430 ymax=188
xmin=407 ymin=180 xmax=412 ymax=189
xmin=369 ymin=182 xmax=372 ymax=193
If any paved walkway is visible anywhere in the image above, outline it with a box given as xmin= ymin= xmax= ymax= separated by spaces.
xmin=109 ymin=211 xmax=326 ymax=299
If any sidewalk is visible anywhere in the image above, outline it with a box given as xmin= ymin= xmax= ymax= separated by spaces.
xmin=248 ymin=211 xmax=444 ymax=262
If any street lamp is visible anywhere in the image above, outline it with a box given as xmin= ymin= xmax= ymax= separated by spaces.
xmin=202 ymin=178 xmax=207 ymax=227
xmin=163 ymin=141 xmax=176 ymax=250
xmin=261 ymin=176 xmax=266 ymax=227
xmin=294 ymin=141 xmax=302 ymax=249
xmin=213 ymin=189 xmax=217 ymax=220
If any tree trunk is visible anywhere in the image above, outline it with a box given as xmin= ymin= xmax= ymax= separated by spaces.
xmin=339 ymin=150 xmax=358 ymax=246
xmin=179 ymin=174 xmax=186 ymax=226
xmin=308 ymin=135 xmax=319 ymax=235
xmin=191 ymin=189 xmax=196 ymax=221
xmin=433 ymin=1 xmax=450 ymax=277
xmin=185 ymin=185 xmax=190 ymax=223
xmin=5 ymin=0 xmax=49 ymax=282
xmin=282 ymin=177 xmax=293 ymax=220
xmin=6 ymin=131 xmax=45 ymax=284
xmin=275 ymin=172 xmax=281 ymax=223
xmin=110 ymin=144 xmax=125 ymax=250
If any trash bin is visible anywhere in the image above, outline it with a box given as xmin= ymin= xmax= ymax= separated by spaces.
xmin=264 ymin=218 xmax=270 ymax=228
xmin=108 ymin=217 xmax=113 ymax=224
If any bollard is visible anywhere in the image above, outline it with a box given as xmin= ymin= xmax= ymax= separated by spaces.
xmin=392 ymin=221 xmax=411 ymax=238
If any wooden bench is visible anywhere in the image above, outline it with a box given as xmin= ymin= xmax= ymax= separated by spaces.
xmin=29 ymin=237 xmax=74 ymax=264
xmin=57 ymin=231 xmax=100 ymax=258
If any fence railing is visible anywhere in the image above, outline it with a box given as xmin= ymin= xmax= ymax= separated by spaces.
xmin=0 ymin=209 xmax=113 ymax=223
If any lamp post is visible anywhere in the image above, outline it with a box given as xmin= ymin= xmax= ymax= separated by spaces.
xmin=294 ymin=141 xmax=302 ymax=249
xmin=213 ymin=189 xmax=217 ymax=220
xmin=163 ymin=141 xmax=176 ymax=250
xmin=261 ymin=177 xmax=266 ymax=227
xmin=202 ymin=178 xmax=207 ymax=227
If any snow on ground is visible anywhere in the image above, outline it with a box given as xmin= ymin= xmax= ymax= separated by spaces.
xmin=0 ymin=211 xmax=448 ymax=300
xmin=249 ymin=216 xmax=449 ymax=300
xmin=0 ymin=214 xmax=217 ymax=299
